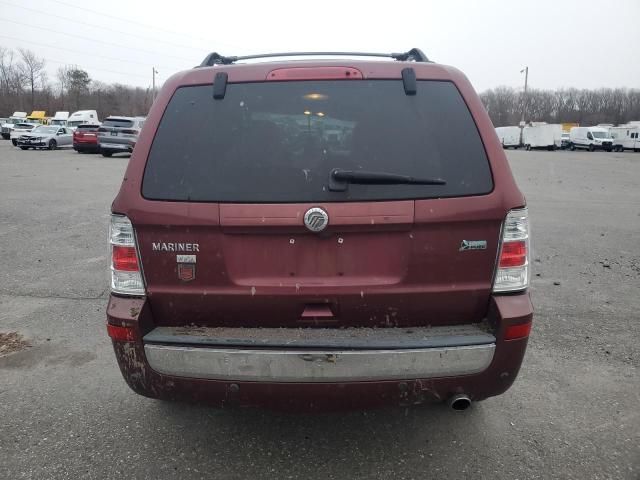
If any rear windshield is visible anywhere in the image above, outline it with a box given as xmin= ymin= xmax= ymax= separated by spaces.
xmin=77 ymin=124 xmax=99 ymax=131
xmin=32 ymin=126 xmax=58 ymax=134
xmin=103 ymin=118 xmax=133 ymax=128
xmin=143 ymin=80 xmax=492 ymax=202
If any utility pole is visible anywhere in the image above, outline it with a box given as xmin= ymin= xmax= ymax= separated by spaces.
xmin=520 ymin=66 xmax=529 ymax=145
xmin=520 ymin=66 xmax=529 ymax=124
xmin=152 ymin=67 xmax=158 ymax=100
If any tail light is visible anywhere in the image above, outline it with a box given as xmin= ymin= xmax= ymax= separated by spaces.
xmin=109 ymin=214 xmax=145 ymax=296
xmin=107 ymin=323 xmax=137 ymax=342
xmin=493 ymin=208 xmax=530 ymax=293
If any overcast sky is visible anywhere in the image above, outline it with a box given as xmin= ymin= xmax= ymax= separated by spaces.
xmin=1 ymin=0 xmax=638 ymax=92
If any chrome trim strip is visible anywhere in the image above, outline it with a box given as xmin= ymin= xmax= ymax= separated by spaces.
xmin=144 ymin=344 xmax=495 ymax=383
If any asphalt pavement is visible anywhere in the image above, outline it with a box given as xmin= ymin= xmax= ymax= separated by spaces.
xmin=0 ymin=143 xmax=638 ymax=479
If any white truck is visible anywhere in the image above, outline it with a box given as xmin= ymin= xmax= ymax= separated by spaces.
xmin=522 ymin=123 xmax=562 ymax=151
xmin=1 ymin=111 xmax=28 ymax=139
xmin=569 ymin=126 xmax=613 ymax=152
xmin=495 ymin=126 xmax=521 ymax=149
xmin=609 ymin=124 xmax=640 ymax=152
xmin=49 ymin=111 xmax=70 ymax=127
xmin=67 ymin=110 xmax=99 ymax=129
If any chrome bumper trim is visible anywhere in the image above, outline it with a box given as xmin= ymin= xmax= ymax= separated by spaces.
xmin=144 ymin=344 xmax=495 ymax=382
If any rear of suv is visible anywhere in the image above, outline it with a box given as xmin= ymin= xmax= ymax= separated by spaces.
xmin=107 ymin=49 xmax=533 ymax=410
xmin=73 ymin=124 xmax=101 ymax=153
xmin=97 ymin=116 xmax=144 ymax=157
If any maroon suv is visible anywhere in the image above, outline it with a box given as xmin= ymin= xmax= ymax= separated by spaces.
xmin=107 ymin=49 xmax=533 ymax=411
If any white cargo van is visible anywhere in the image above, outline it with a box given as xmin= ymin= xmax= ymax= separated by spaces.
xmin=522 ymin=123 xmax=562 ymax=150
xmin=49 ymin=111 xmax=70 ymax=127
xmin=1 ymin=111 xmax=28 ymax=139
xmin=609 ymin=125 xmax=640 ymax=152
xmin=67 ymin=110 xmax=99 ymax=129
xmin=569 ymin=126 xmax=613 ymax=151
xmin=495 ymin=126 xmax=521 ymax=149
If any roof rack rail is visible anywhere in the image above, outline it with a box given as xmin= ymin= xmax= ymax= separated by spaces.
xmin=198 ymin=48 xmax=430 ymax=67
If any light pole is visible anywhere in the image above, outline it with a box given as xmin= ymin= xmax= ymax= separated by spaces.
xmin=520 ymin=66 xmax=529 ymax=145
xmin=152 ymin=67 xmax=158 ymax=101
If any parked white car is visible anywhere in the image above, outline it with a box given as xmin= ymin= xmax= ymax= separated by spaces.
xmin=15 ymin=125 xmax=73 ymax=150
xmin=2 ymin=112 xmax=28 ymax=139
xmin=9 ymin=122 xmax=38 ymax=145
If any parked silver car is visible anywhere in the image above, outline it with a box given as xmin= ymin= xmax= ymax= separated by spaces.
xmin=97 ymin=116 xmax=145 ymax=157
xmin=16 ymin=125 xmax=73 ymax=150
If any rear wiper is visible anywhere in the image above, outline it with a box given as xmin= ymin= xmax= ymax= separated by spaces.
xmin=329 ymin=168 xmax=446 ymax=192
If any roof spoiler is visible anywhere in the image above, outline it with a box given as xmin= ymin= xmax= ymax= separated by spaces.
xmin=198 ymin=48 xmax=430 ymax=67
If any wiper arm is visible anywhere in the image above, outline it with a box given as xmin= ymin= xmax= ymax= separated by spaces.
xmin=329 ymin=168 xmax=446 ymax=192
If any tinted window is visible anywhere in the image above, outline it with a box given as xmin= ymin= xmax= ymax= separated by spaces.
xmin=33 ymin=126 xmax=58 ymax=134
xmin=103 ymin=118 xmax=133 ymax=128
xmin=143 ymin=80 xmax=493 ymax=202
xmin=77 ymin=124 xmax=99 ymax=131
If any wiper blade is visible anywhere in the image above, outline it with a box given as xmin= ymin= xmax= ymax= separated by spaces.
xmin=329 ymin=168 xmax=446 ymax=192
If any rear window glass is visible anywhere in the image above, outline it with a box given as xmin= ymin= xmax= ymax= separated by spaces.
xmin=77 ymin=124 xmax=99 ymax=131
xmin=143 ymin=80 xmax=492 ymax=202
xmin=103 ymin=118 xmax=133 ymax=128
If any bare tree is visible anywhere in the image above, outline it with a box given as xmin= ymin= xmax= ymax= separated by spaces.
xmin=56 ymin=65 xmax=73 ymax=109
xmin=17 ymin=48 xmax=46 ymax=111
xmin=6 ymin=46 xmax=640 ymax=126
xmin=67 ymin=68 xmax=91 ymax=111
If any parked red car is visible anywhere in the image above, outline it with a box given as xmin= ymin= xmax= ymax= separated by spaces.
xmin=73 ymin=124 xmax=101 ymax=153
xmin=107 ymin=49 xmax=533 ymax=411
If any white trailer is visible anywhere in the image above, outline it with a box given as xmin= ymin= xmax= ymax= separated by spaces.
xmin=569 ymin=126 xmax=613 ymax=151
xmin=67 ymin=110 xmax=99 ymax=129
xmin=495 ymin=126 xmax=521 ymax=149
xmin=609 ymin=125 xmax=640 ymax=152
xmin=522 ymin=124 xmax=562 ymax=150
xmin=49 ymin=111 xmax=69 ymax=127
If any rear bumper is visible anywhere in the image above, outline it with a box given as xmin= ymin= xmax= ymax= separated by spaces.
xmin=144 ymin=343 xmax=495 ymax=383
xmin=107 ymin=294 xmax=533 ymax=410
xmin=74 ymin=142 xmax=99 ymax=151
xmin=99 ymin=140 xmax=134 ymax=152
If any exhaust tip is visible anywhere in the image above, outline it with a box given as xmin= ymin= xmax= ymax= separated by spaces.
xmin=448 ymin=394 xmax=471 ymax=411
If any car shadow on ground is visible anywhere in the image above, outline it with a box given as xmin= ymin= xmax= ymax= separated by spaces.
xmin=146 ymin=399 xmax=492 ymax=473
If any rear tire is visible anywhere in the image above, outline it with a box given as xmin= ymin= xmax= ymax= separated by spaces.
xmin=11 ymin=139 xmax=17 ymax=146
xmin=101 ymin=151 xmax=113 ymax=157
xmin=588 ymin=144 xmax=595 ymax=152
xmin=19 ymin=146 xmax=28 ymax=150
xmin=48 ymin=139 xmax=57 ymax=150
xmin=525 ymin=144 xmax=531 ymax=151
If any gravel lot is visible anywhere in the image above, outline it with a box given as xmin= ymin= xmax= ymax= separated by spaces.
xmin=0 ymin=142 xmax=638 ymax=479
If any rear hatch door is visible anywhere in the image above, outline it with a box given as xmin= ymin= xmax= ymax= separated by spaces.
xmin=134 ymin=75 xmax=502 ymax=328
